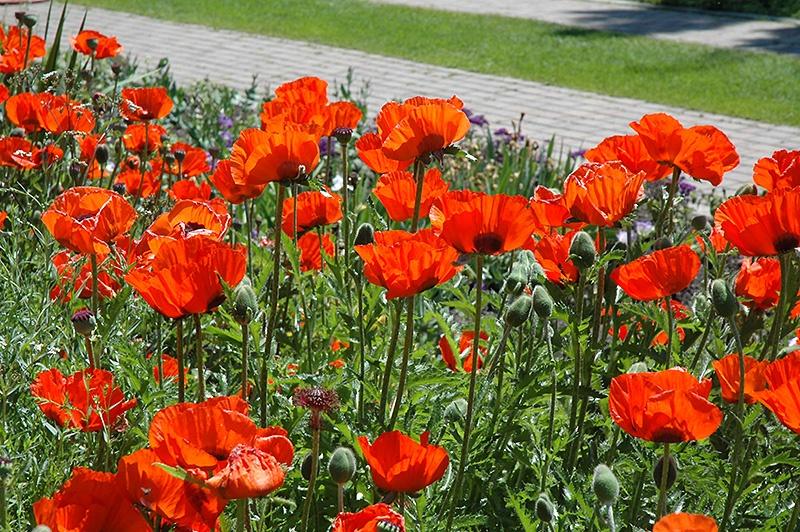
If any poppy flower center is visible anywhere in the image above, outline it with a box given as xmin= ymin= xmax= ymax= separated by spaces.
xmin=473 ymin=232 xmax=503 ymax=255
xmin=774 ymin=234 xmax=799 ymax=254
xmin=650 ymin=427 xmax=686 ymax=444
xmin=278 ymin=161 xmax=301 ymax=181
xmin=183 ymin=221 xmax=206 ymax=234
xmin=418 ymin=134 xmax=446 ymax=157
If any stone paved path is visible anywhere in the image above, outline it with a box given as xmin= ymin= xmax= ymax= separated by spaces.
xmin=10 ymin=3 xmax=800 ymax=191
xmin=376 ymin=0 xmax=800 ymax=55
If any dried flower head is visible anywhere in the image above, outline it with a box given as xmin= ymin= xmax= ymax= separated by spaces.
xmin=293 ymin=386 xmax=340 ymax=413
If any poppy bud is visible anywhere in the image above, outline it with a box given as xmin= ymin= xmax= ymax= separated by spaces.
xmin=328 ymin=447 xmax=357 ymax=485
xmin=532 ymin=285 xmax=554 ymax=318
xmin=627 ymin=361 xmax=648 ymax=373
xmin=535 ymin=493 xmax=555 ymax=522
xmin=22 ymin=14 xmax=36 ymax=28
xmin=506 ymin=295 xmax=533 ymax=328
xmin=69 ymin=162 xmax=84 ymax=180
xmin=232 ymin=281 xmax=258 ymax=325
xmin=86 ymin=38 xmax=99 ymax=51
xmin=164 ymin=152 xmax=176 ymax=165
xmin=735 ymin=183 xmax=757 ymax=196
xmin=174 ymin=149 xmax=186 ymax=163
xmin=333 ymin=127 xmax=353 ymax=145
xmin=569 ymin=231 xmax=596 ymax=270
xmin=71 ymin=308 xmax=95 ymax=337
xmin=652 ymin=237 xmax=672 ymax=251
xmin=711 ymin=279 xmax=738 ymax=318
xmin=652 ymin=454 xmax=677 ymax=490
xmin=691 ymin=215 xmax=710 ymax=231
xmin=112 ymin=183 xmax=126 ymax=194
xmin=301 ymin=453 xmax=317 ymax=481
xmin=111 ymin=62 xmax=122 ymax=76
xmin=94 ymin=144 xmax=109 ymax=165
xmin=14 ymin=11 xmax=25 ymax=23
xmin=354 ymin=223 xmax=375 ymax=246
xmin=592 ymin=464 xmax=619 ymax=506
xmin=444 ymin=397 xmax=468 ymax=425
xmin=9 ymin=127 xmax=24 ymax=138
xmin=505 ymin=263 xmax=528 ymax=295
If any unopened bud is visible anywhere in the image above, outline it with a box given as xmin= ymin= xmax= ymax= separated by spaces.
xmin=535 ymin=493 xmax=555 ymax=523
xmin=531 ymin=285 xmax=554 ymax=318
xmin=22 ymin=14 xmax=36 ymax=28
xmin=232 ymin=281 xmax=258 ymax=325
xmin=328 ymin=447 xmax=357 ymax=485
xmin=94 ymin=144 xmax=109 ymax=165
xmin=652 ymin=454 xmax=677 ymax=490
xmin=691 ymin=215 xmax=710 ymax=232
xmin=505 ymin=262 xmax=528 ymax=296
xmin=505 ymin=295 xmax=533 ymax=328
xmin=711 ymin=279 xmax=738 ymax=318
xmin=592 ymin=464 xmax=619 ymax=506
xmin=301 ymin=453 xmax=317 ymax=481
xmin=569 ymin=231 xmax=596 ymax=270
xmin=444 ymin=397 xmax=468 ymax=425
xmin=71 ymin=308 xmax=95 ymax=337
xmin=354 ymin=223 xmax=375 ymax=246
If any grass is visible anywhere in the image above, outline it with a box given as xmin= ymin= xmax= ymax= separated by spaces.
xmin=637 ymin=0 xmax=800 ymax=18
xmin=73 ymin=0 xmax=800 ymax=126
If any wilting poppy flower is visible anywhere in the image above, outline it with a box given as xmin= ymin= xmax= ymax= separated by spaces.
xmin=382 ymin=100 xmax=470 ymax=161
xmin=30 ymin=368 xmax=137 ymax=432
xmin=358 ymin=430 xmax=449 ymax=493
xmin=137 ymin=198 xmax=231 ymax=256
xmin=281 ymin=189 xmax=342 ymax=236
xmin=41 ymin=187 xmax=137 ymax=256
xmin=356 ymin=132 xmax=412 ymax=174
xmin=610 ymin=245 xmax=700 ymax=301
xmin=753 ymin=149 xmax=800 ymax=191
xmin=429 ymin=191 xmax=536 ymax=255
xmin=115 ymin=160 xmax=163 ymax=199
xmin=71 ymin=30 xmax=122 ymax=59
xmin=562 ymin=162 xmax=645 ymax=227
xmin=205 ymin=443 xmax=286 ymax=499
xmin=322 ymin=100 xmax=363 ymax=137
xmin=120 ymin=86 xmax=174 ymax=122
xmin=735 ymin=257 xmax=781 ymax=310
xmin=712 ymin=353 xmax=768 ymax=405
xmin=528 ymin=186 xmax=570 ymax=235
xmin=653 ymin=513 xmax=718 ymax=532
xmin=755 ymin=352 xmax=800 ymax=434
xmin=122 ymin=123 xmax=166 ymax=153
xmin=237 ymin=129 xmax=320 ymax=185
xmin=527 ymin=231 xmax=580 ymax=285
xmin=151 ymin=353 xmax=188 ymax=384
xmin=209 ymin=159 xmax=266 ymax=204
xmin=439 ymin=331 xmax=487 ymax=372
xmin=585 ymin=134 xmax=672 ymax=182
xmin=373 ymin=167 xmax=449 ymax=222
xmin=630 ymin=113 xmax=739 ymax=186
xmin=715 ymin=187 xmax=800 ymax=256
xmin=332 ymin=503 xmax=406 ymax=532
xmin=33 ymin=467 xmax=151 ymax=532
xmin=609 ymin=368 xmax=723 ymax=443
xmin=354 ymin=229 xmax=461 ymax=299
xmin=125 ymin=234 xmax=246 ymax=319
xmin=298 ymin=231 xmax=335 ymax=272
xmin=0 ymin=27 xmax=46 ymax=74
xmin=49 ymin=250 xmax=122 ymax=303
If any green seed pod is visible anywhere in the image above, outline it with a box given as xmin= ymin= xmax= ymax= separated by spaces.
xmin=444 ymin=397 xmax=468 ymax=425
xmin=86 ymin=38 xmax=99 ymax=51
xmin=735 ymin=183 xmax=757 ymax=196
xmin=652 ymin=237 xmax=672 ymax=251
xmin=328 ymin=447 xmax=357 ymax=485
xmin=652 ymin=454 xmax=678 ymax=490
xmin=532 ymin=285 xmax=554 ymax=318
xmin=354 ymin=223 xmax=375 ymax=246
xmin=627 ymin=361 xmax=649 ymax=374
xmin=592 ymin=464 xmax=619 ymax=506
xmin=505 ymin=295 xmax=533 ymax=328
xmin=691 ymin=214 xmax=710 ymax=232
xmin=711 ymin=279 xmax=738 ymax=318
xmin=535 ymin=493 xmax=555 ymax=523
xmin=232 ymin=281 xmax=258 ymax=325
xmin=505 ymin=262 xmax=528 ymax=296
xmin=22 ymin=14 xmax=37 ymax=28
xmin=71 ymin=308 xmax=95 ymax=338
xmin=569 ymin=231 xmax=596 ymax=270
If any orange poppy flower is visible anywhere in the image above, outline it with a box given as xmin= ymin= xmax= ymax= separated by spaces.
xmin=358 ymin=430 xmax=449 ymax=493
xmin=734 ymin=257 xmax=781 ymax=310
xmin=714 ymin=188 xmax=800 ymax=256
xmin=653 ymin=513 xmax=718 ymax=532
xmin=139 ymin=198 xmax=231 ymax=250
xmin=260 ymin=98 xmax=326 ymax=138
xmin=527 ymin=231 xmax=580 ymax=285
xmin=5 ymin=92 xmax=49 ymax=132
xmin=78 ymin=133 xmax=106 ymax=179
xmin=439 ymin=331 xmax=487 ymax=372
xmin=120 ymin=86 xmax=174 ymax=121
xmin=329 ymin=358 xmax=346 ymax=369
xmin=169 ymin=178 xmax=213 ymax=201
xmin=382 ymin=100 xmax=470 ymax=161
xmin=122 ymin=123 xmax=167 ymax=153
xmin=151 ymin=353 xmax=188 ymax=383
xmin=30 ymin=368 xmax=137 ymax=432
xmin=0 ymin=27 xmax=46 ymax=74
xmin=41 ymin=186 xmax=137 ymax=256
xmin=274 ymin=76 xmax=328 ymax=108
xmin=332 ymin=503 xmax=406 ymax=532
xmin=115 ymin=160 xmax=163 ymax=199
xmin=281 ymin=189 xmax=342 ymax=237
xmin=695 ymin=226 xmax=733 ymax=255
xmin=49 ymin=250 xmax=122 ymax=303
xmin=630 ymin=113 xmax=739 ymax=186
xmin=584 ymin=134 xmax=672 ymax=182
xmin=354 ymin=229 xmax=461 ymax=299
xmin=610 ymin=245 xmax=700 ymax=301
xmin=373 ymin=167 xmax=449 ymax=222
xmin=38 ymin=95 xmax=96 ymax=134
xmin=528 ymin=186 xmax=570 ymax=235
xmin=0 ymin=83 xmax=7 ymax=104
xmin=33 ymin=467 xmax=151 ymax=532
xmin=125 ymin=234 xmax=246 ymax=319
xmin=209 ymin=159 xmax=266 ymax=204
xmin=331 ymin=339 xmax=350 ymax=352
xmin=608 ymin=368 xmax=723 ymax=443
xmin=755 ymin=351 xmax=800 ymax=434
xmin=712 ymin=353 xmax=768 ymax=405
xmin=0 ymin=211 xmax=6 ymax=230
xmin=648 ymin=299 xmax=689 ymax=347
xmin=562 ymin=162 xmax=645 ymax=227
xmin=205 ymin=443 xmax=286 ymax=499
xmin=238 ymin=129 xmax=320 ymax=185
xmin=356 ymin=132 xmax=413 ymax=174
xmin=298 ymin=231 xmax=335 ymax=272
xmin=0 ymin=137 xmax=33 ymax=168
xmin=753 ymin=149 xmax=800 ymax=191
xmin=163 ymin=142 xmax=211 ymax=178
xmin=429 ymin=190 xmax=536 ymax=255
xmin=71 ymin=29 xmax=122 ymax=59
xmin=322 ymin=100 xmax=363 ymax=137
xmin=375 ymin=96 xmax=463 ymax=140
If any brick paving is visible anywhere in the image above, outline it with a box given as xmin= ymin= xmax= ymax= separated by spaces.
xmin=376 ymin=0 xmax=800 ymax=55
xmin=10 ymin=3 xmax=800 ymax=191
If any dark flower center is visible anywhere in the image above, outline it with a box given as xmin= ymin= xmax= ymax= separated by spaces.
xmin=775 ymin=234 xmax=799 ymax=254
xmin=473 ymin=232 xmax=503 ymax=255
xmin=650 ymin=427 xmax=685 ymax=444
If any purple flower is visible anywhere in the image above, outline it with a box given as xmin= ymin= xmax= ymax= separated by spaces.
xmin=319 ymin=136 xmax=335 ymax=157
xmin=678 ymin=178 xmax=696 ymax=196
xmin=570 ymin=148 xmax=586 ymax=159
xmin=221 ymin=130 xmax=233 ymax=148
xmin=218 ymin=113 xmax=234 ymax=130
xmin=462 ymin=107 xmax=488 ymax=128
xmin=635 ymin=220 xmax=654 ymax=235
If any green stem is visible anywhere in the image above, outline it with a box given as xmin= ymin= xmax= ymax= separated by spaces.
xmin=241 ymin=321 xmax=249 ymax=401
xmin=665 ymin=297 xmax=674 ymax=368
xmin=357 ymin=277 xmax=366 ymax=423
xmin=788 ymin=488 xmax=800 ymax=532
xmin=590 ymin=231 xmax=606 ymax=343
xmin=341 ymin=140 xmax=351 ymax=267
xmin=540 ymin=320 xmax=556 ymax=493
xmin=0 ymin=477 xmax=6 ymax=530
xmin=90 ymin=253 xmax=99 ymax=318
xmin=379 ymin=301 xmax=402 ymax=425
xmin=568 ymin=275 xmax=587 ymax=434
xmin=176 ymin=319 xmax=185 ymax=403
xmin=156 ymin=316 xmax=163 ymax=390
xmin=84 ymin=336 xmax=95 ymax=370
xmin=689 ymin=307 xmax=715 ymax=372
xmin=246 ymin=199 xmax=254 ymax=280
xmin=194 ymin=314 xmax=205 ymax=401
xmin=655 ymin=167 xmax=681 ymax=238
xmin=337 ymin=484 xmax=345 ymax=513
xmin=765 ymin=252 xmax=792 ymax=360
xmin=656 ymin=443 xmax=671 ymax=518
xmin=236 ymin=499 xmax=249 ymax=532
xmin=387 ymin=295 xmax=416 ymax=431
xmin=300 ymin=425 xmax=320 ymax=532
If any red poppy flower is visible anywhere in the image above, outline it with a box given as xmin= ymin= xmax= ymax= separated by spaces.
xmin=332 ymin=503 xmax=406 ymax=532
xmin=354 ymin=229 xmax=461 ymax=299
xmin=33 ymin=467 xmax=151 ymax=532
xmin=115 ymin=160 xmax=163 ymax=199
xmin=439 ymin=331 xmax=487 ymax=372
xmin=274 ymin=76 xmax=328 ymax=108
xmin=608 ymin=368 xmax=723 ymax=443
xmin=164 ymin=142 xmax=211 ymax=178
xmin=322 ymin=100 xmax=363 ymax=137
xmin=120 ymin=87 xmax=174 ymax=121
xmin=281 ymin=189 xmax=342 ymax=237
xmin=0 ymin=27 xmax=46 ymax=73
xmin=30 ymin=368 xmax=137 ymax=432
xmin=298 ymin=231 xmax=335 ymax=272
xmin=151 ymin=353 xmax=188 ymax=384
xmin=78 ymin=133 xmax=106 ymax=179
xmin=259 ymin=98 xmax=326 ymax=138
xmin=205 ymin=443 xmax=286 ymax=499
xmin=715 ymin=187 xmax=800 ymax=256
xmin=49 ymin=250 xmax=122 ymax=303
xmin=5 ymin=92 xmax=47 ymax=131
xmin=373 ymin=167 xmax=449 ymax=222
xmin=240 ymin=129 xmax=320 ymax=185
xmin=331 ymin=339 xmax=350 ymax=352
xmin=356 ymin=133 xmax=412 ymax=174
xmin=0 ymin=84 xmax=7 ymax=104
xmin=0 ymin=211 xmax=6 ymax=230
xmin=695 ymin=226 xmax=733 ymax=255
xmin=71 ymin=30 xmax=122 ymax=59
xmin=125 ymin=234 xmax=246 ymax=319
xmin=39 ymin=95 xmax=96 ymax=134
xmin=755 ymin=352 xmax=800 ymax=434
xmin=528 ymin=186 xmax=570 ymax=235
xmin=734 ymin=257 xmax=781 ymax=310
xmin=382 ymin=100 xmax=470 ymax=161
xmin=753 ymin=149 xmax=800 ymax=191
xmin=562 ymin=162 xmax=645 ymax=227
xmin=653 ymin=513 xmax=718 ymax=532
xmin=584 ymin=134 xmax=672 ymax=182
xmin=610 ymin=245 xmax=700 ymax=301
xmin=711 ymin=353 xmax=768 ymax=405
xmin=122 ymin=123 xmax=166 ymax=153
xmin=209 ymin=159 xmax=266 ymax=204
xmin=375 ymin=96 xmax=463 ymax=140
xmin=42 ymin=186 xmax=137 ymax=256
xmin=527 ymin=231 xmax=580 ymax=285
xmin=629 ymin=113 xmax=739 ymax=186
xmin=429 ymin=190 xmax=536 ymax=255
xmin=358 ymin=430 xmax=449 ymax=493
xmin=0 ymin=137 xmax=34 ymax=168
xmin=138 ymin=199 xmax=231 ymax=253
xmin=169 ymin=178 xmax=213 ymax=201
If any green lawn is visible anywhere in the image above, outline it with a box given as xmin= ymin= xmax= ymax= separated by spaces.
xmin=75 ymin=0 xmax=800 ymax=126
